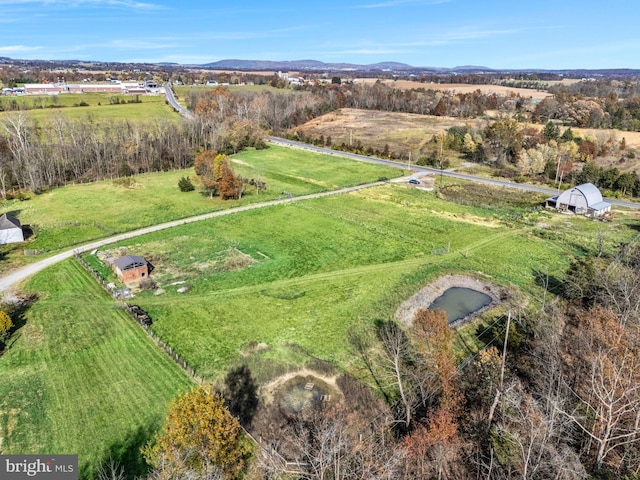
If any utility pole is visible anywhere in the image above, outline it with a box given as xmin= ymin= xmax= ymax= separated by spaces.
xmin=488 ymin=310 xmax=511 ymax=428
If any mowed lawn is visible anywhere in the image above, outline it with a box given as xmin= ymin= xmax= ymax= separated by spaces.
xmin=0 ymin=260 xmax=193 ymax=479
xmin=110 ymin=184 xmax=637 ymax=379
xmin=0 ymin=145 xmax=401 ymax=273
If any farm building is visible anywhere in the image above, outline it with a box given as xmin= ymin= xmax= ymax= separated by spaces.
xmin=546 ymin=183 xmax=611 ymax=217
xmin=0 ymin=213 xmax=24 ymax=244
xmin=113 ymin=255 xmax=149 ymax=283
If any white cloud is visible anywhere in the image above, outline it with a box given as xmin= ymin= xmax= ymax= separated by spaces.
xmin=355 ymin=0 xmax=451 ymax=9
xmin=0 ymin=0 xmax=161 ymax=9
xmin=0 ymin=45 xmax=42 ymax=53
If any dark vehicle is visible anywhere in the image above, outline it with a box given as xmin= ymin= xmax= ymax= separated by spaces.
xmin=408 ymin=179 xmax=421 ymax=184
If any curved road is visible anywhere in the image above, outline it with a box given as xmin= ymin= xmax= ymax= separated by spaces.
xmin=0 ymin=182 xmax=387 ymax=293
xmin=164 ymin=84 xmax=193 ymax=119
xmin=269 ymin=136 xmax=640 ymax=210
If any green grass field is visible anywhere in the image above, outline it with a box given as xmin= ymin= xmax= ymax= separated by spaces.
xmin=0 ymin=260 xmax=193 ymax=479
xmin=2 ymin=177 xmax=638 ymax=478
xmin=0 ymin=145 xmax=402 ymax=273
xmin=98 ymin=184 xmax=637 ymax=379
xmin=0 ymin=94 xmax=176 ymax=122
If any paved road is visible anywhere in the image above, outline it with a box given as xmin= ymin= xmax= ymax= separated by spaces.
xmin=269 ymin=136 xmax=640 ymax=210
xmin=4 ymin=129 xmax=637 ymax=293
xmin=0 ymin=182 xmax=387 ymax=293
xmin=164 ymin=85 xmax=193 ymax=119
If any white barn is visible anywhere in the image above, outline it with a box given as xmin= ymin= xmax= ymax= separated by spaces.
xmin=0 ymin=213 xmax=24 ymax=244
xmin=546 ymin=183 xmax=611 ymax=217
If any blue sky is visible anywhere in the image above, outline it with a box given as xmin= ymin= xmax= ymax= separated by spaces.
xmin=1 ymin=0 xmax=639 ymax=69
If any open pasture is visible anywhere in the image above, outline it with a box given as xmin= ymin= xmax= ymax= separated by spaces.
xmin=0 ymin=145 xmax=401 ymax=273
xmin=0 ymin=95 xmax=175 ymax=122
xmin=0 ymin=260 xmax=193 ymax=479
xmin=105 ymin=183 xmax=637 ymax=379
xmin=3 ymin=181 xmax=638 ymax=478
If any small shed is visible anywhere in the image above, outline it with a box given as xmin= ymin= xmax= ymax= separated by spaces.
xmin=546 ymin=183 xmax=611 ymax=217
xmin=0 ymin=213 xmax=24 ymax=244
xmin=113 ymin=255 xmax=149 ymax=283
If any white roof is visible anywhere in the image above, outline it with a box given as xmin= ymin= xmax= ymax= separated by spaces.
xmin=573 ymin=183 xmax=604 ymax=206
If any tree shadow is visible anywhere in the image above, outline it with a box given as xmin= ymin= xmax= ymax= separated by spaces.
xmin=2 ymin=293 xmax=37 ymax=353
xmin=223 ymin=364 xmax=259 ymax=428
xmin=21 ymin=224 xmax=34 ymax=241
xmin=532 ymin=269 xmax=563 ymax=295
xmin=93 ymin=424 xmax=158 ymax=480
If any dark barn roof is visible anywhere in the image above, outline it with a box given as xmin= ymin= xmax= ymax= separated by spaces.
xmin=114 ymin=255 xmax=147 ymax=271
xmin=0 ymin=213 xmax=21 ymax=230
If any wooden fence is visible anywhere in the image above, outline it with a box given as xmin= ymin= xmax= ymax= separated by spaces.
xmin=73 ymin=253 xmax=203 ymax=384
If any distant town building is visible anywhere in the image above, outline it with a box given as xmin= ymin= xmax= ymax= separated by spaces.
xmin=22 ymin=81 xmax=157 ymax=95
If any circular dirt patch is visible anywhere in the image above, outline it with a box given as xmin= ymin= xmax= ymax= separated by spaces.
xmin=268 ymin=373 xmax=341 ymax=414
xmin=396 ymin=274 xmax=502 ymax=327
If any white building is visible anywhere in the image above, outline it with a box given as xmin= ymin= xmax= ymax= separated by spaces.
xmin=0 ymin=213 xmax=24 ymax=244
xmin=546 ymin=183 xmax=611 ymax=217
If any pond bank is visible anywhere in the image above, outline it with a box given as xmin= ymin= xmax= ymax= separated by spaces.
xmin=395 ymin=274 xmax=503 ymax=328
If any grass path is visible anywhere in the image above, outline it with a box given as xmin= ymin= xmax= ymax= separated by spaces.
xmin=141 ymin=228 xmax=518 ymax=305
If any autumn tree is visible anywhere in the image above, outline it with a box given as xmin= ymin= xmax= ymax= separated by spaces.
xmin=559 ymin=306 xmax=640 ymax=473
xmin=142 ymin=386 xmax=250 ymax=480
xmin=412 ymin=309 xmax=459 ymax=410
xmin=194 ymin=150 xmax=219 ymax=197
xmin=0 ymin=310 xmax=12 ymax=345
xmin=194 ymin=152 xmax=243 ymax=199
xmin=404 ymin=408 xmax=467 ymax=480
xmin=484 ymin=118 xmax=523 ymax=166
xmin=402 ymin=309 xmax=466 ymax=479
xmin=217 ymin=162 xmax=244 ymax=200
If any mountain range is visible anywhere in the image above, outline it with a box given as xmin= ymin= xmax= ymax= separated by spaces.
xmin=2 ymin=56 xmax=640 ymax=77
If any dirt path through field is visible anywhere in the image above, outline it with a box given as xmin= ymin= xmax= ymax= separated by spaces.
xmin=0 ymin=181 xmax=388 ymax=295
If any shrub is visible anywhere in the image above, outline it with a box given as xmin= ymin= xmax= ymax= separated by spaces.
xmin=178 ymin=176 xmax=195 ymax=192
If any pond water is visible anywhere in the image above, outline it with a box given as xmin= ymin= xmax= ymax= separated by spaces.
xmin=429 ymin=287 xmax=493 ymax=324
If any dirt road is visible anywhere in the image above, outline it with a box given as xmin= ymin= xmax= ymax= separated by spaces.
xmin=0 ymin=181 xmax=387 ymax=294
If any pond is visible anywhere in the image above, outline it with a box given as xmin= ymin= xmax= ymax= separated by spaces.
xmin=429 ymin=287 xmax=493 ymax=324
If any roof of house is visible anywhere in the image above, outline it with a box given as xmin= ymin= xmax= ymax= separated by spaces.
xmin=0 ymin=213 xmax=21 ymax=230
xmin=114 ymin=255 xmax=147 ymax=270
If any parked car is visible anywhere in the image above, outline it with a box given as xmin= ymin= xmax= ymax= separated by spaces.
xmin=408 ymin=179 xmax=421 ymax=184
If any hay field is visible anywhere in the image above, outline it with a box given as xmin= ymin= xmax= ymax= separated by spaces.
xmin=295 ymin=108 xmax=640 ymax=172
xmin=294 ymin=108 xmax=486 ymax=158
xmin=355 ymin=78 xmax=553 ymax=99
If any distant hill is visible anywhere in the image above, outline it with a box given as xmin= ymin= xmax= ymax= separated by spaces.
xmin=2 ymin=56 xmax=640 ymax=78
xmin=199 ymin=59 xmax=417 ymax=72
